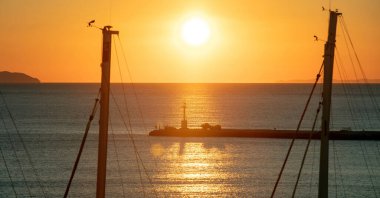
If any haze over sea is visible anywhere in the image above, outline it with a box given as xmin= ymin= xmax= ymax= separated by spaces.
xmin=0 ymin=83 xmax=379 ymax=197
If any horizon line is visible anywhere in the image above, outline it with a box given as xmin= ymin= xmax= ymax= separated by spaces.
xmin=6 ymin=81 xmax=380 ymax=84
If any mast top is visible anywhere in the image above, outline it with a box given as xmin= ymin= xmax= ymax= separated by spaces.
xmin=87 ymin=20 xmax=119 ymax=34
xmin=331 ymin=9 xmax=342 ymax=16
xmin=102 ymin=25 xmax=119 ymax=34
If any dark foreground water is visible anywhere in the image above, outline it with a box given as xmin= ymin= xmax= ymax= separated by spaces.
xmin=0 ymin=83 xmax=379 ymax=197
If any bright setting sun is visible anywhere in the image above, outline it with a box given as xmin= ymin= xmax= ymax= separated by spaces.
xmin=181 ymin=17 xmax=210 ymax=46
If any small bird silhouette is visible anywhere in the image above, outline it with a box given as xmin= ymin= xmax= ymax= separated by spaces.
xmin=88 ymin=20 xmax=95 ymax=27
xmin=314 ymin=35 xmax=319 ymax=41
xmin=322 ymin=6 xmax=325 ymax=11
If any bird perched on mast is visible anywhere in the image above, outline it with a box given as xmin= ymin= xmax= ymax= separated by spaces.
xmin=88 ymin=20 xmax=95 ymax=27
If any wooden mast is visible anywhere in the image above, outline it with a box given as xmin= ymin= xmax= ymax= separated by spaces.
xmin=96 ymin=25 xmax=119 ymax=198
xmin=319 ymin=10 xmax=341 ymax=198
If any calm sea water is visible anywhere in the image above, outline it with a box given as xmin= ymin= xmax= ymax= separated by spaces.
xmin=0 ymin=83 xmax=379 ymax=197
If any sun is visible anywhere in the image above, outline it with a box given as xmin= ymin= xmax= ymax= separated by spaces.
xmin=181 ymin=17 xmax=210 ymax=46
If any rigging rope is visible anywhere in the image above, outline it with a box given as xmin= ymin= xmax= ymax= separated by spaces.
xmin=377 ymin=143 xmax=380 ymax=161
xmin=332 ymin=140 xmax=347 ymax=197
xmin=337 ymin=17 xmax=380 ymax=136
xmin=0 ymin=91 xmax=47 ymax=198
xmin=335 ymin=47 xmax=360 ymax=129
xmin=117 ymin=37 xmax=167 ymax=195
xmin=359 ymin=142 xmax=379 ymax=197
xmin=0 ymin=149 xmax=17 ymax=196
xmin=114 ymin=35 xmax=165 ymax=197
xmin=308 ymin=83 xmax=324 ymax=197
xmin=338 ymin=19 xmax=374 ymax=128
xmin=116 ymin=36 xmax=150 ymax=135
xmin=110 ymin=92 xmax=158 ymax=197
xmin=64 ymin=90 xmax=100 ymax=198
xmin=0 ymin=109 xmax=31 ymax=197
xmin=332 ymin=140 xmax=338 ymax=198
xmin=339 ymin=20 xmax=380 ymax=194
xmin=112 ymin=38 xmax=147 ymax=197
xmin=340 ymin=17 xmax=380 ymax=122
xmin=0 ymin=129 xmax=17 ymax=197
xmin=340 ymin=17 xmax=375 ymax=91
xmin=291 ymin=100 xmax=322 ymax=197
xmin=308 ymin=134 xmax=317 ymax=197
xmin=109 ymin=119 xmax=127 ymax=198
xmin=270 ymin=62 xmax=323 ymax=198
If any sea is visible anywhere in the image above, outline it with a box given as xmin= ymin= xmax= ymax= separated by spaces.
xmin=0 ymin=83 xmax=379 ymax=197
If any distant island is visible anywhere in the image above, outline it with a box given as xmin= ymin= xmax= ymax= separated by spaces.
xmin=277 ymin=79 xmax=380 ymax=83
xmin=0 ymin=71 xmax=40 ymax=84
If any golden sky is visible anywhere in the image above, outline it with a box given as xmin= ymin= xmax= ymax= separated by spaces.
xmin=1 ymin=0 xmax=379 ymax=83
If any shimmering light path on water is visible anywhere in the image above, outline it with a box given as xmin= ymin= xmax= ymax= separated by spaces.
xmin=0 ymin=84 xmax=379 ymax=197
xmin=0 ymin=134 xmax=379 ymax=197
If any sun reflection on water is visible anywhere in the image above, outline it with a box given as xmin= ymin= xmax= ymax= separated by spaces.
xmin=151 ymin=141 xmax=232 ymax=195
xmin=162 ymin=84 xmax=221 ymax=129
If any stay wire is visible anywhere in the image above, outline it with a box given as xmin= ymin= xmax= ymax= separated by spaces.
xmin=0 ymin=108 xmax=31 ymax=197
xmin=341 ymin=17 xmax=380 ymax=122
xmin=338 ymin=19 xmax=379 ymax=197
xmin=338 ymin=18 xmax=360 ymax=83
xmin=337 ymin=22 xmax=365 ymax=128
xmin=341 ymin=16 xmax=379 ymax=103
xmin=0 ymin=113 xmax=17 ymax=197
xmin=0 ymin=91 xmax=47 ymax=198
xmin=332 ymin=140 xmax=347 ymax=197
xmin=308 ymin=83 xmax=324 ymax=197
xmin=270 ymin=62 xmax=323 ymax=198
xmin=0 ymin=147 xmax=17 ymax=197
xmin=338 ymin=19 xmax=374 ymax=128
xmin=377 ymin=143 xmax=380 ymax=162
xmin=117 ymin=36 xmax=165 ymax=184
xmin=115 ymin=36 xmax=165 ymax=196
xmin=359 ymin=141 xmax=378 ymax=197
xmin=117 ymin=35 xmax=163 ymax=175
xmin=333 ymin=53 xmax=351 ymax=197
xmin=308 ymin=132 xmax=317 ymax=197
xmin=110 ymin=92 xmax=158 ymax=197
xmin=335 ymin=47 xmax=360 ymax=129
xmin=291 ymin=99 xmax=322 ymax=197
xmin=335 ymin=42 xmax=362 ymax=198
xmin=340 ymin=17 xmax=380 ymax=178
xmin=63 ymin=89 xmax=100 ymax=198
xmin=111 ymin=92 xmax=159 ymax=197
xmin=116 ymin=35 xmax=152 ymax=141
xmin=332 ymin=140 xmax=338 ymax=198
xmin=112 ymin=38 xmax=147 ymax=197
xmin=109 ymin=118 xmax=127 ymax=198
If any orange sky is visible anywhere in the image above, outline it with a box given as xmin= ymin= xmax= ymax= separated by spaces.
xmin=1 ymin=0 xmax=379 ymax=83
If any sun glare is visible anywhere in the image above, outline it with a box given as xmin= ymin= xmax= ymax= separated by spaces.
xmin=181 ymin=17 xmax=210 ymax=46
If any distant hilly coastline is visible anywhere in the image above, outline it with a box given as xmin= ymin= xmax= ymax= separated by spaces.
xmin=277 ymin=79 xmax=380 ymax=83
xmin=0 ymin=71 xmax=40 ymax=84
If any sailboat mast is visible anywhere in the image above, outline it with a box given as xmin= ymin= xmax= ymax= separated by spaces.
xmin=319 ymin=10 xmax=341 ymax=198
xmin=96 ymin=26 xmax=118 ymax=198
